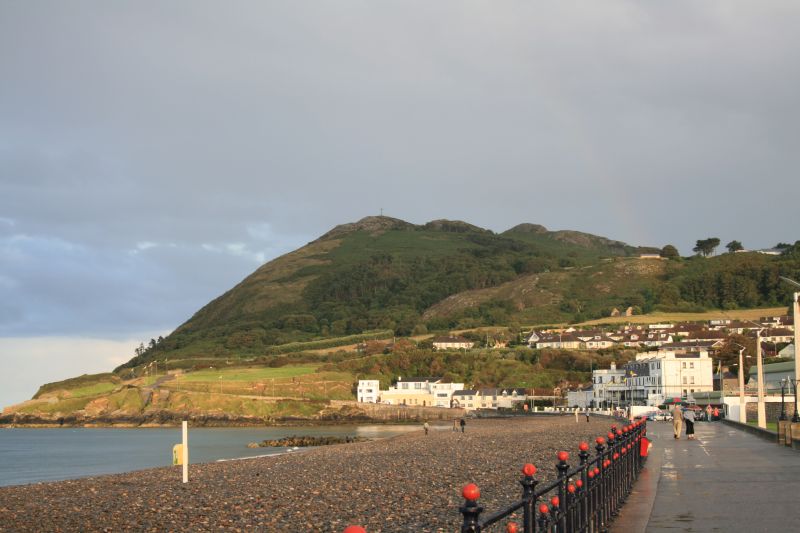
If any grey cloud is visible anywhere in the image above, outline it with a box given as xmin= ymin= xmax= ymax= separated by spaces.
xmin=1 ymin=0 xmax=799 ymax=343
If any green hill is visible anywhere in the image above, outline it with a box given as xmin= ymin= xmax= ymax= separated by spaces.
xmin=117 ymin=217 xmax=799 ymax=369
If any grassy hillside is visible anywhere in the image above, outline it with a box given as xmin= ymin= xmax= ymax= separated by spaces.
xmin=114 ymin=217 xmax=799 ymax=371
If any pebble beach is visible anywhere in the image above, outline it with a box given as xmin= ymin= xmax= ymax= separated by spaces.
xmin=0 ymin=416 xmax=617 ymax=532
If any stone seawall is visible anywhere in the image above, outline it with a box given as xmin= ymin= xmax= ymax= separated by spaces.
xmin=328 ymin=400 xmax=465 ymax=421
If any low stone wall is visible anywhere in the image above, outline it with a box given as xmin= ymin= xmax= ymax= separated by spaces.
xmin=329 ymin=400 xmax=465 ymax=421
xmin=747 ymin=401 xmax=798 ymax=422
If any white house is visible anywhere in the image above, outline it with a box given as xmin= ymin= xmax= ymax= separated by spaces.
xmin=591 ymin=363 xmax=626 ymax=408
xmin=432 ymin=336 xmax=474 ymax=350
xmin=357 ymin=379 xmax=381 ymax=403
xmin=378 ymin=376 xmax=465 ymax=407
xmin=624 ymin=350 xmax=714 ymax=406
xmin=431 ymin=381 xmax=465 ymax=408
xmin=567 ymin=386 xmax=594 ymax=408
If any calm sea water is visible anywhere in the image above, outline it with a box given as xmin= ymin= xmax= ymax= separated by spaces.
xmin=0 ymin=425 xmax=418 ymax=488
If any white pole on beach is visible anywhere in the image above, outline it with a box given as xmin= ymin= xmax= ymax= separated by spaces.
xmin=182 ymin=420 xmax=189 ymax=483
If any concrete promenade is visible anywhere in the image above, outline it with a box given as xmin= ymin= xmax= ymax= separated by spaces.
xmin=612 ymin=419 xmax=800 ymax=532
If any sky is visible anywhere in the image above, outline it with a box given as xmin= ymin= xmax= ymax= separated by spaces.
xmin=1 ymin=1 xmax=799 ymax=408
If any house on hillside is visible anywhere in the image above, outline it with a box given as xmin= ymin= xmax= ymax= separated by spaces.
xmin=659 ymin=340 xmax=723 ymax=353
xmin=432 ymin=336 xmax=474 ymax=350
xmin=535 ymin=332 xmax=582 ymax=350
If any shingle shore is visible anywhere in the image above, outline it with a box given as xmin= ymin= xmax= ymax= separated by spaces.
xmin=0 ymin=417 xmax=616 ymax=532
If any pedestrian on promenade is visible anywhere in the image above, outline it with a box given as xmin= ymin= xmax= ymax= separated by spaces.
xmin=705 ymin=405 xmax=712 ymax=422
xmin=684 ymin=408 xmax=696 ymax=440
xmin=460 ymin=418 xmax=466 ymax=433
xmin=585 ymin=410 xmax=590 ymax=422
xmin=672 ymin=404 xmax=684 ymax=439
xmin=423 ymin=421 xmax=429 ymax=436
xmin=713 ymin=407 xmax=720 ymax=421
xmin=575 ymin=409 xmax=579 ymax=423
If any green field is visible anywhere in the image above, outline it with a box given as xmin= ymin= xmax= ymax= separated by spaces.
xmin=177 ymin=365 xmax=319 ymax=382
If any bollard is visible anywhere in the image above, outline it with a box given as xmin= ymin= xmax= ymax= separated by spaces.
xmin=778 ymin=420 xmax=787 ymax=445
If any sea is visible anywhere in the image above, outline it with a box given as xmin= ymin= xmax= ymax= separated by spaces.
xmin=0 ymin=424 xmax=418 ymax=488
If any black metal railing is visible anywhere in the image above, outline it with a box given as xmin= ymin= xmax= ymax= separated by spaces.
xmin=458 ymin=420 xmax=649 ymax=533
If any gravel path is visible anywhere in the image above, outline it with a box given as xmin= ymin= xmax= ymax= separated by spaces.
xmin=0 ymin=417 xmax=617 ymax=532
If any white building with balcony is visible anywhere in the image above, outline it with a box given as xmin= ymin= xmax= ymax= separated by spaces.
xmin=624 ymin=350 xmax=714 ymax=406
xmin=591 ymin=363 xmax=626 ymax=408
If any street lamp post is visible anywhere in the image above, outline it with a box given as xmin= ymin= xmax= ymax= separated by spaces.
xmin=756 ymin=327 xmax=767 ymax=429
xmin=743 ymin=321 xmax=767 ymax=429
xmin=793 ymin=378 xmax=800 ymax=423
xmin=780 ymin=377 xmax=789 ymax=421
xmin=733 ymin=343 xmax=747 ymax=424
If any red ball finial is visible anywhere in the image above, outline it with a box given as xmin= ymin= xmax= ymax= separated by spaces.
xmin=343 ymin=527 xmax=366 ymax=533
xmin=539 ymin=504 xmax=549 ymax=514
xmin=568 ymin=484 xmax=576 ymax=494
xmin=613 ymin=453 xmax=620 ymax=460
xmin=594 ymin=467 xmax=600 ymax=475
xmin=607 ymin=432 xmax=615 ymax=440
xmin=506 ymin=522 xmax=519 ymax=533
xmin=550 ymin=496 xmax=560 ymax=507
xmin=616 ymin=429 xmax=623 ymax=436
xmin=576 ymin=479 xmax=583 ymax=488
xmin=522 ymin=463 xmax=537 ymax=477
xmin=588 ymin=470 xmax=595 ymax=479
xmin=596 ymin=436 xmax=605 ymax=445
xmin=557 ymin=451 xmax=569 ymax=462
xmin=462 ymin=483 xmax=480 ymax=501
xmin=579 ymin=442 xmax=589 ymax=452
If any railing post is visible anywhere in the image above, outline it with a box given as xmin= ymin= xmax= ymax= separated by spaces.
xmin=556 ymin=451 xmax=569 ymax=532
xmin=595 ymin=436 xmax=606 ymax=532
xmin=578 ymin=442 xmax=590 ymax=531
xmin=520 ymin=463 xmax=538 ymax=533
xmin=460 ymin=483 xmax=483 ymax=533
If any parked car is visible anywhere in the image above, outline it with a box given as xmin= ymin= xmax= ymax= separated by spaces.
xmin=654 ymin=410 xmax=673 ymax=422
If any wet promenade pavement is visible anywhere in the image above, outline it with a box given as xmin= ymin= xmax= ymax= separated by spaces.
xmin=612 ymin=419 xmax=800 ymax=532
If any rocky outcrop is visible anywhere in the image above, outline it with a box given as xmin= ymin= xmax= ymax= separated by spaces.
xmin=251 ymin=435 xmax=368 ymax=448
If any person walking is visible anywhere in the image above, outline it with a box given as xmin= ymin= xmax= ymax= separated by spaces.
xmin=460 ymin=418 xmax=466 ymax=433
xmin=684 ymin=408 xmax=696 ymax=440
xmin=672 ymin=404 xmax=684 ymax=439
xmin=423 ymin=421 xmax=429 ymax=436
xmin=705 ymin=405 xmax=712 ymax=422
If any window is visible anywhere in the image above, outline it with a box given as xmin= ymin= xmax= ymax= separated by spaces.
xmin=683 ymin=376 xmax=687 ymax=384
xmin=690 ymin=376 xmax=695 ymax=384
xmin=682 ymin=362 xmax=687 ymax=369
xmin=690 ymin=362 xmax=694 ymax=369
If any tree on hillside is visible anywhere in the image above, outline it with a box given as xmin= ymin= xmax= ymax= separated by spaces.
xmin=693 ymin=238 xmax=721 ymax=257
xmin=660 ymin=244 xmax=680 ymax=259
xmin=725 ymin=240 xmax=744 ymax=253
xmin=717 ymin=334 xmax=756 ymax=382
